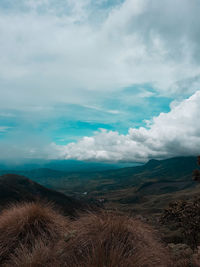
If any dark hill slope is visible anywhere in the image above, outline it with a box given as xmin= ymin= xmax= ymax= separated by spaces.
xmin=18 ymin=156 xmax=197 ymax=195
xmin=100 ymin=156 xmax=197 ymax=186
xmin=0 ymin=174 xmax=86 ymax=216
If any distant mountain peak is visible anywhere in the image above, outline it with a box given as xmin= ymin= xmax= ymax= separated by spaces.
xmin=145 ymin=159 xmax=160 ymax=167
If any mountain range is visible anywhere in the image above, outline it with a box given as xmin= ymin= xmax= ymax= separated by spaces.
xmin=0 ymin=156 xmax=199 ymax=216
xmin=0 ymin=159 xmax=137 ymax=172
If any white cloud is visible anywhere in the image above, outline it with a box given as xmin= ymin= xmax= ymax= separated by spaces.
xmin=1 ymin=0 xmax=200 ymax=110
xmin=54 ymin=91 xmax=200 ymax=162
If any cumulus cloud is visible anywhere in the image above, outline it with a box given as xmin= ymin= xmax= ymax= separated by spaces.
xmin=54 ymin=91 xmax=200 ymax=162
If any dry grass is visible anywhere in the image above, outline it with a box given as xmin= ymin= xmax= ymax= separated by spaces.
xmin=0 ymin=201 xmax=70 ymax=265
xmin=0 ymin=203 xmax=174 ymax=266
xmin=60 ymin=211 xmax=173 ymax=267
xmin=3 ymin=241 xmax=60 ymax=267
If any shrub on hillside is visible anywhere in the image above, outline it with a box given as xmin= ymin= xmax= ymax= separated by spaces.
xmin=192 ymin=155 xmax=200 ymax=181
xmin=160 ymin=198 xmax=200 ymax=249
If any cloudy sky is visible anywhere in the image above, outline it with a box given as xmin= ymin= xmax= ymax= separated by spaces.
xmin=0 ymin=0 xmax=200 ymax=162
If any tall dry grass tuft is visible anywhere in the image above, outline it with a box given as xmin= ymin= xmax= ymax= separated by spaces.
xmin=4 ymin=241 xmax=62 ymax=267
xmin=0 ymin=201 xmax=70 ymax=265
xmin=0 ymin=204 xmax=174 ymax=266
xmin=61 ymin=211 xmax=173 ymax=267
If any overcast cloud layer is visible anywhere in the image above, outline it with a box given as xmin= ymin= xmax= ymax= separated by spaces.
xmin=1 ymin=0 xmax=200 ymax=107
xmin=0 ymin=0 xmax=200 ymax=161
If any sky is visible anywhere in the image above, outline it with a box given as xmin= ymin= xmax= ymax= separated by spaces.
xmin=0 ymin=0 xmax=200 ymax=162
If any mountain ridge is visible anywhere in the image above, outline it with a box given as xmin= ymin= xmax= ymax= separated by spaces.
xmin=0 ymin=173 xmax=87 ymax=216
